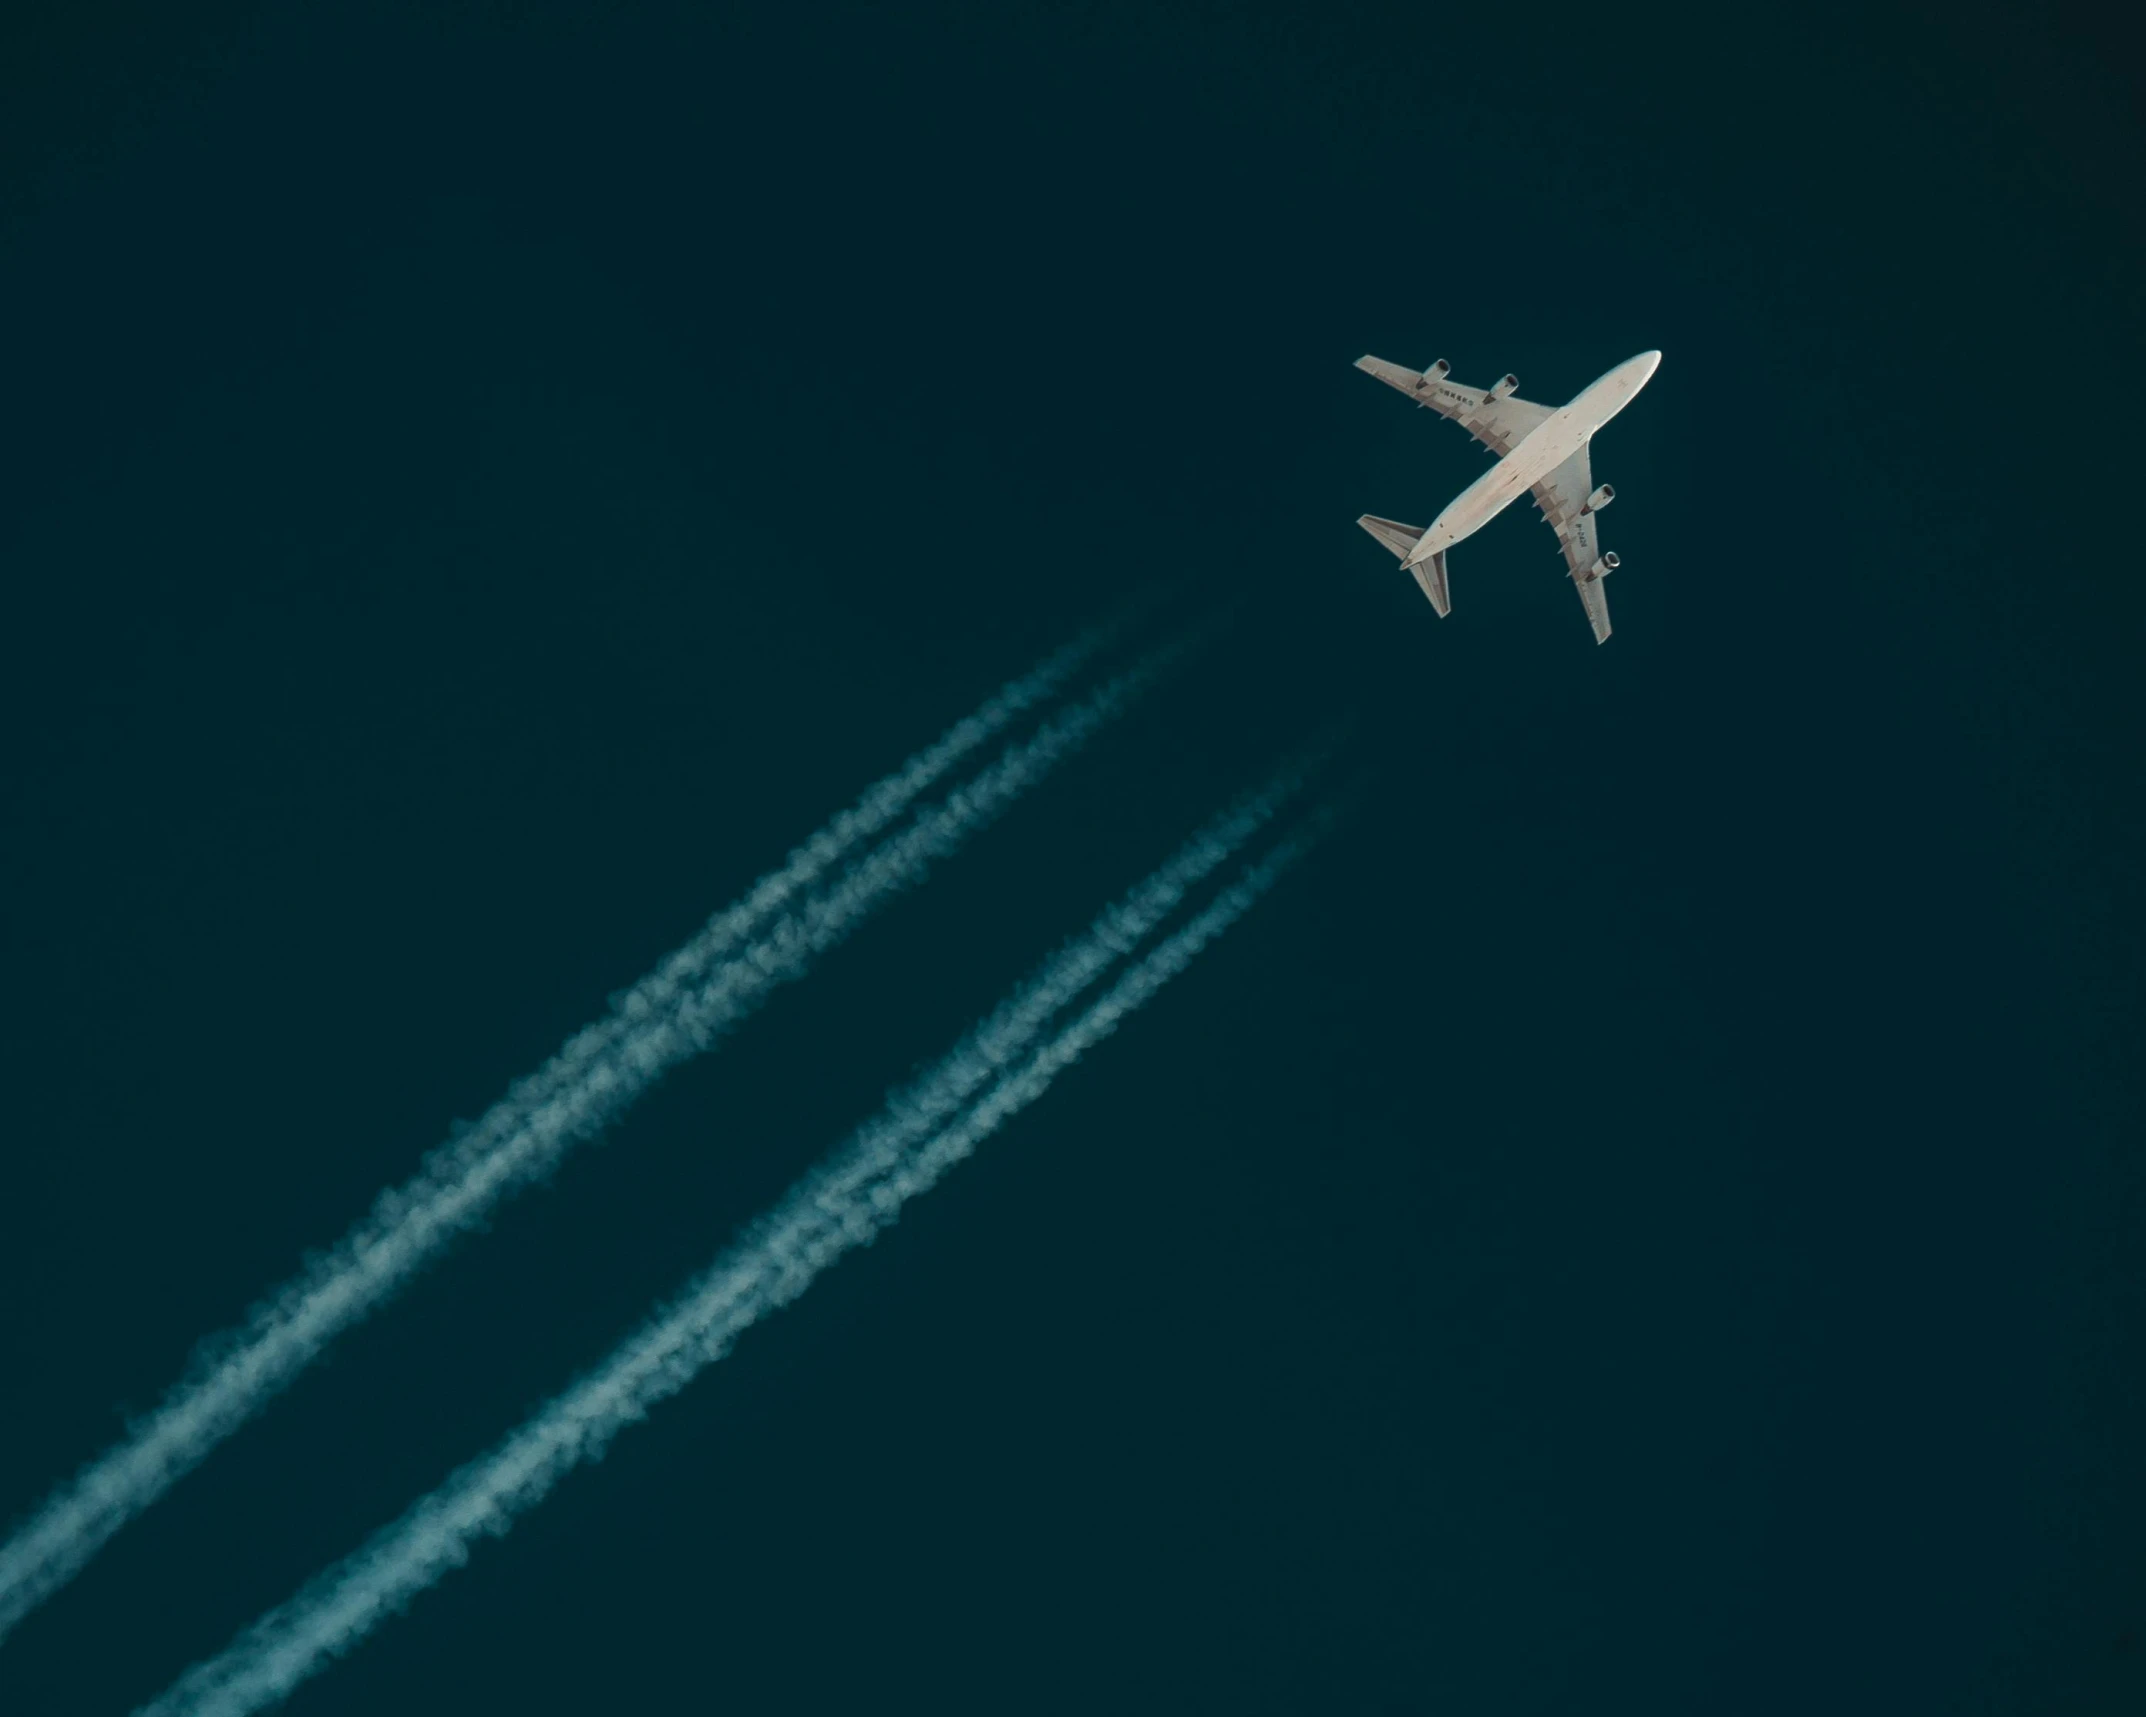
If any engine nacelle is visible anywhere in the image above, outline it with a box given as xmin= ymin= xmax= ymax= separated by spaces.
xmin=1486 ymin=373 xmax=1519 ymax=401
xmin=1583 ymin=483 xmax=1615 ymax=514
xmin=1413 ymin=358 xmax=1451 ymax=390
xmin=1584 ymin=551 xmax=1620 ymax=581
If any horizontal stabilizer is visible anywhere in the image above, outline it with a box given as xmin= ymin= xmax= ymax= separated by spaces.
xmin=1356 ymin=513 xmax=1426 ymax=560
xmin=1411 ymin=549 xmax=1452 ymax=617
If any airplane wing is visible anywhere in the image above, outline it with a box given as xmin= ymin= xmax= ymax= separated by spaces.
xmin=1354 ymin=355 xmax=1553 ymax=458
xmin=1529 ymin=447 xmax=1614 ymax=644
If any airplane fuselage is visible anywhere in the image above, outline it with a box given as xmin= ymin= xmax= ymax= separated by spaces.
xmin=1406 ymin=351 xmax=1661 ymax=566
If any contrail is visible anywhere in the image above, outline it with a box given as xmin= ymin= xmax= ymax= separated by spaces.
xmin=0 ymin=624 xmax=1147 ymax=1644
xmin=134 ymin=803 xmax=1331 ymax=1717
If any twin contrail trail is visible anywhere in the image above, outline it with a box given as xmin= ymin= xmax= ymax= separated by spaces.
xmin=134 ymin=786 xmax=1328 ymax=1717
xmin=0 ymin=624 xmax=1159 ymax=1644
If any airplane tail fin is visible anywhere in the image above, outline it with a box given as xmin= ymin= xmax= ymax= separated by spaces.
xmin=1356 ymin=515 xmax=1450 ymax=617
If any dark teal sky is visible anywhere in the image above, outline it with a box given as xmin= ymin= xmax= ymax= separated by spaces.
xmin=2 ymin=3 xmax=2141 ymax=1712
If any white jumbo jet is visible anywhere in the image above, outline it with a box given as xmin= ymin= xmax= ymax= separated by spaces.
xmin=1354 ymin=349 xmax=1661 ymax=644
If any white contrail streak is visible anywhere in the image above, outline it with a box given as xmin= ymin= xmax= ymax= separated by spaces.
xmin=0 ymin=626 xmax=1136 ymax=1645
xmin=135 ymin=806 xmax=1330 ymax=1717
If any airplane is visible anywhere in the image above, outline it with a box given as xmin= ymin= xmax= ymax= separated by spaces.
xmin=1354 ymin=350 xmax=1661 ymax=644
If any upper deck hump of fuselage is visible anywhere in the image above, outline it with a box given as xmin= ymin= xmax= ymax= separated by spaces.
xmin=1572 ymin=350 xmax=1661 ymax=431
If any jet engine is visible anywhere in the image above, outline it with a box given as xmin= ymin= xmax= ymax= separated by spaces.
xmin=1486 ymin=373 xmax=1520 ymax=400
xmin=1584 ymin=551 xmax=1620 ymax=581
xmin=1414 ymin=358 xmax=1451 ymax=388
xmin=1583 ymin=483 xmax=1615 ymax=513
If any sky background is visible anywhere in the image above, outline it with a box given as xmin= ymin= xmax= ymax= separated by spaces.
xmin=1 ymin=1 xmax=2142 ymax=1711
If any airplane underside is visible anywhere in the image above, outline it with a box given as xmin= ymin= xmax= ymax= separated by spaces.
xmin=1353 ymin=348 xmax=1660 ymax=646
